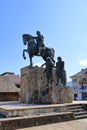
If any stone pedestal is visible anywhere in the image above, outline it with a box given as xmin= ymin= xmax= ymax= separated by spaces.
xmin=41 ymin=85 xmax=72 ymax=104
xmin=20 ymin=66 xmax=46 ymax=103
xmin=20 ymin=66 xmax=73 ymax=104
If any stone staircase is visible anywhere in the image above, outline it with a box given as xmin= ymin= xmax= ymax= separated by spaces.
xmin=67 ymin=104 xmax=87 ymax=120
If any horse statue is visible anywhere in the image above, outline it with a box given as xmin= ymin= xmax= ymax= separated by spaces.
xmin=22 ymin=34 xmax=55 ymax=66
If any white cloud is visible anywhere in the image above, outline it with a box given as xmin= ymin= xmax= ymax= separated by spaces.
xmin=79 ymin=60 xmax=87 ymax=66
xmin=77 ymin=53 xmax=87 ymax=59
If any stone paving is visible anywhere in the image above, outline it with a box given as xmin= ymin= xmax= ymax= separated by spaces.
xmin=16 ymin=119 xmax=87 ymax=130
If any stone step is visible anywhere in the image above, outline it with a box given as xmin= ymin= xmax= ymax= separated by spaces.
xmin=75 ymin=114 xmax=87 ymax=120
xmin=0 ymin=104 xmax=68 ymax=118
xmin=74 ymin=111 xmax=87 ymax=116
xmin=68 ymin=108 xmax=84 ymax=113
xmin=67 ymin=104 xmax=87 ymax=120
xmin=68 ymin=106 xmax=82 ymax=110
xmin=68 ymin=103 xmax=83 ymax=107
xmin=0 ymin=112 xmax=74 ymax=130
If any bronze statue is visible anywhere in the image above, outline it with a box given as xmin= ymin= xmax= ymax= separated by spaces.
xmin=22 ymin=31 xmax=55 ymax=66
xmin=33 ymin=31 xmax=45 ymax=48
xmin=41 ymin=57 xmax=55 ymax=86
xmin=55 ymin=57 xmax=66 ymax=86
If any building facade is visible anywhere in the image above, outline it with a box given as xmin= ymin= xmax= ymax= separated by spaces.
xmin=70 ymin=68 xmax=87 ymax=100
xmin=0 ymin=72 xmax=20 ymax=101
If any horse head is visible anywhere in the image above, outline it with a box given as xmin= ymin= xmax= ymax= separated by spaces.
xmin=22 ymin=34 xmax=33 ymax=45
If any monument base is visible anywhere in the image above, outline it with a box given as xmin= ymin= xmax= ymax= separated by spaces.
xmin=20 ymin=66 xmax=73 ymax=104
xmin=41 ymin=85 xmax=72 ymax=104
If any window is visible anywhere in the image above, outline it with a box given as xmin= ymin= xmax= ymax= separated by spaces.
xmin=0 ymin=93 xmax=5 ymax=97
xmin=73 ymin=79 xmax=77 ymax=82
xmin=82 ymin=78 xmax=86 ymax=81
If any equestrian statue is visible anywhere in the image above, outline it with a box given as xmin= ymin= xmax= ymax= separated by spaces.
xmin=22 ymin=31 xmax=55 ymax=66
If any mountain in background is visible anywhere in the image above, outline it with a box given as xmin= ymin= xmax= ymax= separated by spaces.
xmin=66 ymin=81 xmax=72 ymax=86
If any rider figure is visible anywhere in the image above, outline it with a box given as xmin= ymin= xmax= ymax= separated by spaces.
xmin=33 ymin=31 xmax=45 ymax=53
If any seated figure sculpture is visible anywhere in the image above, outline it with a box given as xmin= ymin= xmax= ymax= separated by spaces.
xmin=55 ymin=57 xmax=66 ymax=86
xmin=33 ymin=31 xmax=45 ymax=53
xmin=41 ymin=57 xmax=55 ymax=86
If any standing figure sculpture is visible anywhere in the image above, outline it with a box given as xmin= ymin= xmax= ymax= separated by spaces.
xmin=55 ymin=57 xmax=66 ymax=86
xmin=22 ymin=31 xmax=55 ymax=66
xmin=41 ymin=57 xmax=55 ymax=86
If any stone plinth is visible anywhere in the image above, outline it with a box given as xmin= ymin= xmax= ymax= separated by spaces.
xmin=41 ymin=86 xmax=73 ymax=104
xmin=20 ymin=66 xmax=46 ymax=103
xmin=20 ymin=66 xmax=73 ymax=104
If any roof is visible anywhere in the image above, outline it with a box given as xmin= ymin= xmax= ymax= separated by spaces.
xmin=1 ymin=72 xmax=14 ymax=76
xmin=70 ymin=68 xmax=87 ymax=78
xmin=0 ymin=72 xmax=20 ymax=92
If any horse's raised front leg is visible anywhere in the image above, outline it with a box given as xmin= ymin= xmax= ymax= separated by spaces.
xmin=23 ymin=49 xmax=33 ymax=66
xmin=23 ymin=49 xmax=27 ymax=59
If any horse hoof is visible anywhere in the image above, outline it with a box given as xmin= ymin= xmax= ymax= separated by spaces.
xmin=29 ymin=65 xmax=32 ymax=67
xmin=24 ymin=57 xmax=26 ymax=60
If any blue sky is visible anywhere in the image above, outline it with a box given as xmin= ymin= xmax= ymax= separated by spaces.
xmin=0 ymin=0 xmax=87 ymax=81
